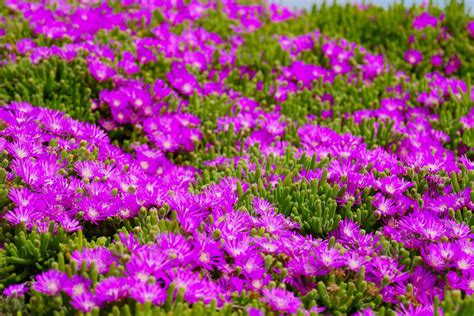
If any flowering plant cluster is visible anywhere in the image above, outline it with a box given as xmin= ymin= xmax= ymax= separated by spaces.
xmin=0 ymin=0 xmax=473 ymax=315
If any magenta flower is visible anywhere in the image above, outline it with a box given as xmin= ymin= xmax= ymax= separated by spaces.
xmin=344 ymin=252 xmax=367 ymax=271
xmin=94 ymin=277 xmax=129 ymax=304
xmin=167 ymin=62 xmax=200 ymax=96
xmin=155 ymin=232 xmax=193 ymax=265
xmin=445 ymin=54 xmax=461 ymax=75
xmin=33 ymin=270 xmax=70 ymax=296
xmin=247 ymin=307 xmax=264 ymax=316
xmin=467 ymin=21 xmax=474 ymax=39
xmin=5 ymin=207 xmax=42 ymax=227
xmin=192 ymin=234 xmax=226 ymax=270
xmin=71 ymin=247 xmax=118 ymax=274
xmin=409 ymin=266 xmax=443 ymax=304
xmin=64 ymin=275 xmax=92 ymax=297
xmin=397 ymin=303 xmax=442 ymax=316
xmin=3 ymin=283 xmax=28 ymax=297
xmin=165 ymin=268 xmax=215 ymax=303
xmin=88 ymin=59 xmax=116 ymax=82
xmin=70 ymin=292 xmax=99 ymax=312
xmin=405 ymin=49 xmax=423 ymax=65
xmin=412 ymin=12 xmax=439 ymax=30
xmin=129 ymin=281 xmax=166 ymax=305
xmin=431 ymin=54 xmax=443 ymax=67
xmin=377 ymin=176 xmax=413 ymax=196
xmin=372 ymin=193 xmax=398 ymax=216
xmin=261 ymin=288 xmax=301 ymax=314
xmin=366 ymin=257 xmax=409 ymax=286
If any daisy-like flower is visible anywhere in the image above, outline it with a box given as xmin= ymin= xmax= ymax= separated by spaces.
xmin=397 ymin=303 xmax=441 ymax=316
xmin=33 ymin=270 xmax=70 ymax=296
xmin=445 ymin=54 xmax=461 ymax=75
xmin=167 ymin=62 xmax=200 ymax=96
xmin=399 ymin=211 xmax=447 ymax=242
xmin=377 ymin=176 xmax=413 ymax=196
xmin=344 ymin=252 xmax=367 ymax=271
xmin=467 ymin=21 xmax=474 ymax=39
xmin=412 ymin=12 xmax=439 ymax=30
xmin=261 ymin=287 xmax=301 ymax=314
xmin=372 ymin=193 xmax=397 ymax=216
xmin=88 ymin=59 xmax=115 ymax=82
xmin=247 ymin=307 xmax=264 ymax=316
xmin=3 ymin=283 xmax=28 ymax=297
xmin=192 ymin=233 xmax=226 ymax=270
xmin=431 ymin=54 xmax=443 ymax=67
xmin=421 ymin=243 xmax=449 ymax=271
xmin=405 ymin=49 xmax=423 ymax=65
xmin=70 ymin=292 xmax=98 ymax=312
xmin=71 ymin=247 xmax=118 ymax=274
xmin=94 ymin=277 xmax=129 ymax=304
xmin=409 ymin=266 xmax=442 ymax=305
xmin=5 ymin=207 xmax=41 ymax=227
xmin=366 ymin=257 xmax=409 ymax=286
xmin=155 ymin=232 xmax=193 ymax=265
xmin=64 ymin=275 xmax=91 ymax=297
xmin=129 ymin=281 xmax=167 ymax=305
xmin=118 ymin=232 xmax=142 ymax=253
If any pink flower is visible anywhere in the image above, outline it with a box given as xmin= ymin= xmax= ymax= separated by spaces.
xmin=261 ymin=288 xmax=301 ymax=314
xmin=71 ymin=247 xmax=118 ymax=274
xmin=405 ymin=49 xmax=423 ymax=65
xmin=70 ymin=292 xmax=99 ymax=312
xmin=3 ymin=283 xmax=28 ymax=297
xmin=412 ymin=12 xmax=439 ymax=30
xmin=33 ymin=270 xmax=70 ymax=296
xmin=467 ymin=21 xmax=474 ymax=39
xmin=88 ymin=59 xmax=115 ymax=82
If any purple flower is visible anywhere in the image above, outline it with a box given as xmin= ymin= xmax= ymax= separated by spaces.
xmin=192 ymin=233 xmax=226 ymax=270
xmin=3 ymin=283 xmax=28 ymax=297
xmin=344 ymin=252 xmax=367 ymax=271
xmin=447 ymin=270 xmax=473 ymax=294
xmin=409 ymin=266 xmax=443 ymax=304
xmin=5 ymin=207 xmax=41 ymax=227
xmin=71 ymin=247 xmax=118 ymax=274
xmin=366 ymin=257 xmax=409 ymax=286
xmin=431 ymin=54 xmax=443 ymax=67
xmin=88 ymin=59 xmax=116 ymax=82
xmin=118 ymin=232 xmax=142 ymax=253
xmin=467 ymin=21 xmax=474 ymax=39
xmin=167 ymin=62 xmax=200 ymax=96
xmin=165 ymin=268 xmax=216 ymax=303
xmin=125 ymin=246 xmax=171 ymax=282
xmin=70 ymin=292 xmax=98 ymax=312
xmin=445 ymin=54 xmax=461 ymax=75
xmin=137 ymin=45 xmax=156 ymax=65
xmin=155 ymin=232 xmax=193 ymax=265
xmin=261 ymin=288 xmax=301 ymax=314
xmin=405 ymin=49 xmax=423 ymax=65
xmin=372 ymin=193 xmax=398 ymax=216
xmin=399 ymin=211 xmax=448 ymax=242
xmin=412 ymin=12 xmax=439 ymax=30
xmin=33 ymin=270 xmax=70 ymax=296
xmin=129 ymin=281 xmax=166 ymax=305
xmin=355 ymin=308 xmax=376 ymax=316
xmin=397 ymin=303 xmax=442 ymax=316
xmin=248 ymin=307 xmax=264 ymax=316
xmin=94 ymin=277 xmax=129 ymax=304
xmin=377 ymin=176 xmax=413 ymax=196
xmin=64 ymin=275 xmax=92 ymax=297
xmin=78 ymin=198 xmax=114 ymax=224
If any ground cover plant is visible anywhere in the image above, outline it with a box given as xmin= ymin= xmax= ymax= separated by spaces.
xmin=0 ymin=0 xmax=473 ymax=315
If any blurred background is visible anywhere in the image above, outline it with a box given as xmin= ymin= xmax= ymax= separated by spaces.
xmin=270 ymin=0 xmax=474 ymax=11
